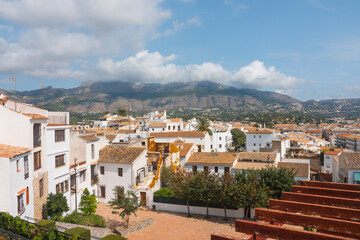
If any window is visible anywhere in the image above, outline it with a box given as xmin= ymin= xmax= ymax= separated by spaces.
xmin=215 ymin=167 xmax=218 ymax=173
xmin=224 ymin=167 xmax=230 ymax=173
xmin=254 ymin=143 xmax=256 ymax=146
xmin=55 ymin=130 xmax=65 ymax=142
xmin=39 ymin=178 xmax=43 ymax=197
xmin=26 ymin=187 xmax=29 ymax=205
xmin=16 ymin=159 xmax=20 ymax=172
xmin=17 ymin=193 xmax=25 ymax=214
xmin=173 ymin=126 xmax=175 ymax=130
xmin=141 ymin=142 xmax=146 ymax=146
xmin=100 ymin=186 xmax=106 ymax=198
xmin=80 ymin=170 xmax=86 ymax=183
xmin=34 ymin=151 xmax=41 ymax=171
xmin=24 ymin=156 xmax=29 ymax=179
xmin=219 ymin=144 xmax=222 ymax=148
xmin=326 ymin=163 xmax=330 ymax=168
xmin=91 ymin=144 xmax=95 ymax=159
xmin=204 ymin=166 xmax=209 ymax=173
xmin=192 ymin=166 xmax=197 ymax=172
xmin=219 ymin=137 xmax=222 ymax=141
xmin=33 ymin=124 xmax=41 ymax=147
xmin=253 ymin=135 xmax=256 ymax=138
xmin=118 ymin=168 xmax=123 ymax=177
xmin=259 ymin=135 xmax=262 ymax=138
xmin=55 ymin=154 xmax=65 ymax=167
xmin=168 ymin=126 xmax=170 ymax=130
xmin=100 ymin=166 xmax=104 ymax=175
xmin=61 ymin=182 xmax=64 ymax=193
xmin=65 ymin=180 xmax=69 ymax=192
xmin=56 ymin=184 xmax=60 ymax=193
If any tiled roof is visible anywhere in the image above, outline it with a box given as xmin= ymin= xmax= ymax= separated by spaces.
xmin=340 ymin=152 xmax=360 ymax=169
xmin=277 ymin=162 xmax=309 ymax=178
xmin=325 ymin=151 xmax=341 ymax=156
xmin=105 ymin=134 xmax=116 ymax=142
xmin=246 ymin=129 xmax=273 ymax=134
xmin=0 ymin=144 xmax=32 ymax=158
xmin=150 ymin=131 xmax=207 ymax=138
xmin=149 ymin=122 xmax=167 ymax=128
xmin=185 ymin=152 xmax=238 ymax=166
xmin=173 ymin=141 xmax=195 ymax=157
xmin=22 ymin=113 xmax=48 ymax=120
xmin=168 ymin=118 xmax=182 ymax=123
xmin=233 ymin=161 xmax=274 ymax=170
xmin=337 ymin=134 xmax=360 ymax=140
xmin=79 ymin=135 xmax=100 ymax=142
xmin=117 ymin=129 xmax=136 ymax=134
xmin=99 ymin=145 xmax=146 ymax=164
xmin=237 ymin=152 xmax=277 ymax=161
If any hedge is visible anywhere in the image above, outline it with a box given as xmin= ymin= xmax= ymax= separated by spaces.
xmin=64 ymin=227 xmax=91 ymax=240
xmin=61 ymin=212 xmax=106 ymax=228
xmin=37 ymin=220 xmax=56 ymax=229
xmin=100 ymin=234 xmax=126 ymax=240
xmin=153 ymin=196 xmax=237 ymax=209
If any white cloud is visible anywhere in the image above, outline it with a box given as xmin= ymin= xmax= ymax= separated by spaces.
xmin=95 ymin=50 xmax=305 ymax=94
xmin=153 ymin=16 xmax=201 ymax=38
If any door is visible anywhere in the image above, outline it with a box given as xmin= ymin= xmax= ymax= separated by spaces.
xmin=140 ymin=192 xmax=146 ymax=206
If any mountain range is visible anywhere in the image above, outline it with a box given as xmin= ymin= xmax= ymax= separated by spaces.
xmin=1 ymin=80 xmax=359 ymax=115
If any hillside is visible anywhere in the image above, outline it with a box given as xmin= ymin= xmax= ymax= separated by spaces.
xmin=2 ymin=81 xmax=301 ymax=113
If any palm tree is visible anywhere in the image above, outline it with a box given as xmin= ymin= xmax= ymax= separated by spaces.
xmin=197 ymin=118 xmax=212 ymax=135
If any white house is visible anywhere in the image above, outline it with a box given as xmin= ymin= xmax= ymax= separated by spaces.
xmin=246 ymin=129 xmax=279 ymax=152
xmin=338 ymin=152 xmax=360 ymax=184
xmin=184 ymin=152 xmax=239 ymax=174
xmin=323 ymin=151 xmax=341 ymax=182
xmin=232 ymin=152 xmax=280 ymax=173
xmin=211 ymin=130 xmax=232 ymax=152
xmin=0 ymin=145 xmax=34 ymax=219
xmin=97 ymin=145 xmax=147 ymax=203
xmin=150 ymin=131 xmax=212 ymax=152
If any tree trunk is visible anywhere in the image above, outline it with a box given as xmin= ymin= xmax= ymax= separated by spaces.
xmin=245 ymin=207 xmax=249 ymax=220
xmin=187 ymin=200 xmax=190 ymax=217
xmin=126 ymin=215 xmax=130 ymax=228
xmin=205 ymin=204 xmax=209 ymax=219
xmin=223 ymin=206 xmax=227 ymax=220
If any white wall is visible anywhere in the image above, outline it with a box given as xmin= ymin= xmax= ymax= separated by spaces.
xmin=211 ymin=131 xmax=232 ymax=152
xmin=246 ymin=133 xmax=273 ymax=152
xmin=348 ymin=169 xmax=360 ymax=184
xmin=153 ymin=202 xmax=251 ymax=219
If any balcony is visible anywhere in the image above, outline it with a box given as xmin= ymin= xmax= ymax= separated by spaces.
xmin=48 ymin=112 xmax=69 ymax=125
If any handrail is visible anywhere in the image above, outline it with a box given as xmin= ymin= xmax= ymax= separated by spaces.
xmin=148 ymin=153 xmax=163 ymax=189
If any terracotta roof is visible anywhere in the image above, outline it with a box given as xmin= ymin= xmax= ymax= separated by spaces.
xmin=79 ymin=135 xmax=100 ymax=142
xmin=22 ymin=113 xmax=48 ymax=120
xmin=150 ymin=131 xmax=207 ymax=138
xmin=0 ymin=144 xmax=32 ymax=158
xmin=186 ymin=152 xmax=238 ymax=166
xmin=277 ymin=162 xmax=309 ymax=178
xmin=340 ymin=152 xmax=360 ymax=169
xmin=337 ymin=134 xmax=360 ymax=140
xmin=306 ymin=129 xmax=322 ymax=133
xmin=149 ymin=122 xmax=167 ymax=128
xmin=325 ymin=151 xmax=341 ymax=156
xmin=173 ymin=142 xmax=195 ymax=157
xmin=246 ymin=129 xmax=273 ymax=134
xmin=105 ymin=134 xmax=116 ymax=142
xmin=233 ymin=161 xmax=274 ymax=170
xmin=99 ymin=146 xmax=146 ymax=164
xmin=168 ymin=118 xmax=182 ymax=123
xmin=237 ymin=152 xmax=277 ymax=162
xmin=117 ymin=129 xmax=136 ymax=134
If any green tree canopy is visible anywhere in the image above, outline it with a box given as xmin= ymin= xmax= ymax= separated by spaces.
xmin=79 ymin=188 xmax=98 ymax=215
xmin=231 ymin=128 xmax=246 ymax=149
xmin=197 ymin=118 xmax=212 ymax=136
xmin=45 ymin=193 xmax=69 ymax=221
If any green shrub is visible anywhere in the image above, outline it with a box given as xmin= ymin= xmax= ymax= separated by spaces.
xmin=101 ymin=234 xmax=126 ymax=240
xmin=37 ymin=220 xmax=57 ymax=229
xmin=154 ymin=187 xmax=175 ymax=197
xmin=64 ymin=226 xmax=91 ymax=240
xmin=61 ymin=211 xmax=107 ymax=228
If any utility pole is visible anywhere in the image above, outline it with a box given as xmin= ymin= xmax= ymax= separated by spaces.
xmin=74 ymin=158 xmax=78 ymax=212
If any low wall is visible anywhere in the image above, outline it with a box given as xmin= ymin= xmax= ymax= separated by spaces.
xmin=153 ymin=202 xmax=255 ymax=219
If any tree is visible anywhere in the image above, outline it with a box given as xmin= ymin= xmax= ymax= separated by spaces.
xmin=253 ymin=123 xmax=260 ymax=128
xmin=231 ymin=129 xmax=246 ymax=150
xmin=115 ymin=109 xmax=127 ymax=116
xmin=258 ymin=167 xmax=297 ymax=199
xmin=108 ymin=190 xmax=140 ymax=228
xmin=171 ymin=172 xmax=197 ymax=217
xmin=160 ymin=166 xmax=175 ymax=189
xmin=79 ymin=188 xmax=97 ymax=215
xmin=236 ymin=170 xmax=270 ymax=219
xmin=213 ymin=174 xmax=241 ymax=220
xmin=45 ymin=193 xmax=69 ymax=221
xmin=197 ymin=118 xmax=212 ymax=136
xmin=192 ymin=172 xmax=216 ymax=218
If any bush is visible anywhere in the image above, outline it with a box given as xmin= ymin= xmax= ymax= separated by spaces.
xmin=61 ymin=211 xmax=107 ymax=228
xmin=101 ymin=234 xmax=126 ymax=240
xmin=64 ymin=226 xmax=91 ymax=240
xmin=45 ymin=193 xmax=69 ymax=221
xmin=79 ymin=188 xmax=98 ymax=215
xmin=154 ymin=188 xmax=175 ymax=197
xmin=37 ymin=220 xmax=56 ymax=229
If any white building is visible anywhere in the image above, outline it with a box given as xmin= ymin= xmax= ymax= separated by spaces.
xmin=97 ymin=145 xmax=147 ymax=203
xmin=211 ymin=130 xmax=232 ymax=152
xmin=0 ymin=145 xmax=34 ymax=219
xmin=150 ymin=131 xmax=212 ymax=152
xmin=184 ymin=152 xmax=239 ymax=174
xmin=277 ymin=159 xmax=311 ymax=182
xmin=338 ymin=152 xmax=360 ymax=184
xmin=246 ymin=129 xmax=278 ymax=152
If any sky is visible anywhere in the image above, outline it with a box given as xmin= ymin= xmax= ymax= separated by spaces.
xmin=0 ymin=0 xmax=359 ymax=101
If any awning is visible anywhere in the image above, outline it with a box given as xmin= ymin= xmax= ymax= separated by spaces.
xmin=90 ymin=161 xmax=98 ymax=165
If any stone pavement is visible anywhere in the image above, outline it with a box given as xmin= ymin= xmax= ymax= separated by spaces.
xmin=96 ymin=202 xmax=250 ymax=240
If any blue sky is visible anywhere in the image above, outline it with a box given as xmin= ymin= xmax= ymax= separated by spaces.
xmin=0 ymin=0 xmax=359 ymax=101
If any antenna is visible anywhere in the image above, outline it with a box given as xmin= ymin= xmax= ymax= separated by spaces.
xmin=10 ymin=75 xmax=17 ymax=111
